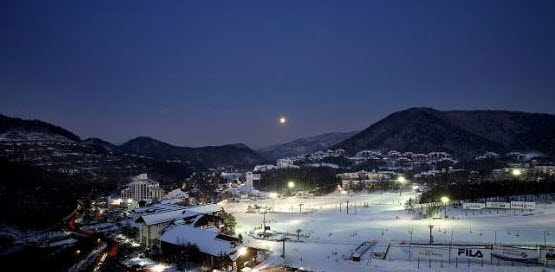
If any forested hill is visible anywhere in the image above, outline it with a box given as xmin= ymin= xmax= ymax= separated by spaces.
xmin=334 ymin=108 xmax=555 ymax=158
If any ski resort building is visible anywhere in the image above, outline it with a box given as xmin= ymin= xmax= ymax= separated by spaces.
xmin=120 ymin=173 xmax=164 ymax=202
xmin=337 ymin=170 xmax=394 ymax=181
xmin=245 ymin=171 xmax=261 ymax=188
xmin=276 ymin=158 xmax=299 ymax=169
xmin=136 ymin=203 xmax=223 ymax=247
xmin=338 ymin=170 xmax=398 ymax=190
xmin=160 ymin=224 xmax=268 ymax=271
xmin=253 ymin=164 xmax=276 ymax=172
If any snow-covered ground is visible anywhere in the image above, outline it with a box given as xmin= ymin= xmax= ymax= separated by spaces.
xmin=223 ymin=190 xmax=555 ymax=271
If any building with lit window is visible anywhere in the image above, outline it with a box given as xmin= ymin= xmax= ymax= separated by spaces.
xmin=120 ymin=173 xmax=163 ymax=202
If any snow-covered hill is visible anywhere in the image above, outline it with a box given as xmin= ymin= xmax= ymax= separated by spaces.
xmin=258 ymin=131 xmax=358 ymax=160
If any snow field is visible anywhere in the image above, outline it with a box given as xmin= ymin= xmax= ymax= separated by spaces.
xmin=224 ymin=190 xmax=555 ymax=271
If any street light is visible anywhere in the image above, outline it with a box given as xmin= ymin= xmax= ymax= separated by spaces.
xmin=441 ymin=196 xmax=449 ymax=218
xmin=287 ymin=181 xmax=295 ymax=189
xmin=238 ymin=247 xmax=247 ymax=256
xmin=397 ymin=176 xmax=406 ymax=184
xmin=512 ymin=169 xmax=522 ymax=177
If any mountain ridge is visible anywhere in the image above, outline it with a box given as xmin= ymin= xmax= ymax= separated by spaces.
xmin=3 ymin=107 xmax=554 ymax=166
xmin=0 ymin=114 xmax=263 ymax=168
xmin=117 ymin=136 xmax=263 ymax=168
xmin=257 ymin=131 xmax=359 ymax=160
xmin=334 ymin=107 xmax=555 ymax=158
xmin=0 ymin=114 xmax=80 ymax=142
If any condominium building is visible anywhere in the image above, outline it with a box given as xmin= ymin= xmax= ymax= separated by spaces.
xmin=121 ymin=173 xmax=163 ymax=202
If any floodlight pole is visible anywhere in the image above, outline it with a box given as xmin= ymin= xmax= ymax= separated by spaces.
xmin=262 ymin=210 xmax=267 ymax=235
xmin=281 ymin=236 xmax=286 ymax=258
xmin=428 ymin=225 xmax=434 ymax=245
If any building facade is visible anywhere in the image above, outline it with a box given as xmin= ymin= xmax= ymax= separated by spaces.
xmin=121 ymin=173 xmax=163 ymax=202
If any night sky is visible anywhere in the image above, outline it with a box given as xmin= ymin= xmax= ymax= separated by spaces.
xmin=1 ymin=1 xmax=554 ymax=148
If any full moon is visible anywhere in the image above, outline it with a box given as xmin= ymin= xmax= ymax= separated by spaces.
xmin=279 ymin=116 xmax=287 ymax=124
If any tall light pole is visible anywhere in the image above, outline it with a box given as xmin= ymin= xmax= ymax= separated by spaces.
xmin=287 ymin=181 xmax=295 ymax=196
xmin=512 ymin=169 xmax=522 ymax=180
xmin=279 ymin=236 xmax=286 ymax=258
xmin=262 ymin=210 xmax=268 ymax=235
xmin=428 ymin=225 xmax=434 ymax=244
xmin=409 ymin=228 xmax=413 ymax=261
xmin=441 ymin=196 xmax=449 ymax=218
xmin=270 ymin=192 xmax=278 ymax=209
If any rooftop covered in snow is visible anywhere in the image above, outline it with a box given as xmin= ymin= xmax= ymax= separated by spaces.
xmin=159 ymin=224 xmax=239 ymax=257
xmin=138 ymin=204 xmax=222 ymax=225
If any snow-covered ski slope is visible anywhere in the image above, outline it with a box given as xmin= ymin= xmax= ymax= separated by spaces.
xmin=223 ymin=190 xmax=555 ymax=271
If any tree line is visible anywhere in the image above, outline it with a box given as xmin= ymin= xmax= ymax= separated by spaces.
xmin=256 ymin=167 xmax=340 ymax=195
xmin=419 ymin=173 xmax=555 ymax=203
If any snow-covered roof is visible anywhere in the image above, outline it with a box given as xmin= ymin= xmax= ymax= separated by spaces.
xmin=160 ymin=225 xmax=238 ymax=257
xmin=184 ymin=204 xmax=222 ymax=214
xmin=129 ymin=173 xmax=159 ymax=186
xmin=133 ymin=202 xmax=183 ymax=213
xmin=139 ymin=204 xmax=222 ymax=225
xmin=141 ymin=210 xmax=200 ymax=226
xmin=163 ymin=188 xmax=188 ymax=200
xmin=308 ymin=163 xmax=339 ymax=169
xmin=228 ymin=187 xmax=240 ymax=195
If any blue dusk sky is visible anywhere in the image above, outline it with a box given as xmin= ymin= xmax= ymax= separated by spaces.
xmin=1 ymin=0 xmax=554 ymax=148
